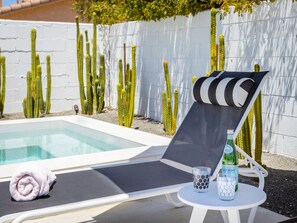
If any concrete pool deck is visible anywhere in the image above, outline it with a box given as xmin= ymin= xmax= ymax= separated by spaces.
xmin=26 ymin=195 xmax=289 ymax=223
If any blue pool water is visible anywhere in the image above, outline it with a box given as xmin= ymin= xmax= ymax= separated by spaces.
xmin=0 ymin=128 xmax=143 ymax=165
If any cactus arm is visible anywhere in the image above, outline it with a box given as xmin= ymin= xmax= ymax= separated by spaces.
xmin=31 ymin=29 xmax=37 ymax=99
xmin=162 ymin=91 xmax=168 ymax=132
xmin=46 ymin=55 xmax=51 ymax=114
xmin=86 ymin=54 xmax=93 ymax=115
xmin=92 ymin=14 xmax=98 ymax=109
xmin=254 ymin=64 xmax=263 ymax=164
xmin=78 ymin=33 xmax=86 ymax=114
xmin=172 ymin=89 xmax=178 ymax=134
xmin=75 ymin=16 xmax=80 ymax=42
xmin=36 ymin=56 xmax=44 ymax=114
xmin=34 ymin=72 xmax=41 ymax=118
xmin=166 ymin=98 xmax=173 ymax=135
xmin=31 ymin=29 xmax=37 ymax=81
xmin=126 ymin=63 xmax=130 ymax=84
xmin=0 ymin=56 xmax=5 ymax=115
xmin=118 ymin=59 xmax=123 ymax=88
xmin=128 ymin=45 xmax=136 ymax=127
xmin=219 ymin=34 xmax=225 ymax=71
xmin=163 ymin=60 xmax=172 ymax=100
xmin=97 ymin=54 xmax=106 ymax=113
xmin=210 ymin=7 xmax=217 ymax=73
xmin=122 ymin=88 xmax=129 ymax=126
xmin=26 ymin=71 xmax=33 ymax=118
xmin=23 ymin=98 xmax=28 ymax=118
xmin=117 ymin=83 xmax=123 ymax=125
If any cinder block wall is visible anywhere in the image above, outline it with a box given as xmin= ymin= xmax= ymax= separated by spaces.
xmin=221 ymin=1 xmax=297 ymax=158
xmin=0 ymin=20 xmax=104 ymax=113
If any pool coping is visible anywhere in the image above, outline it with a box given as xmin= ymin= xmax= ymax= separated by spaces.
xmin=0 ymin=115 xmax=170 ymax=181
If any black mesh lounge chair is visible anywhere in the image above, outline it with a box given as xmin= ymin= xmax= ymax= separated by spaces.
xmin=0 ymin=71 xmax=269 ymax=223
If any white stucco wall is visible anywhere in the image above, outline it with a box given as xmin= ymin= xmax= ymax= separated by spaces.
xmin=0 ymin=0 xmax=296 ymax=158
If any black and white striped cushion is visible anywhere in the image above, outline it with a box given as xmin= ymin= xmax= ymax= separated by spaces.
xmin=193 ymin=77 xmax=255 ymax=107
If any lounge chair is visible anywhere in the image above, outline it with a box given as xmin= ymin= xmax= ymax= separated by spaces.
xmin=0 ymin=71 xmax=269 ymax=223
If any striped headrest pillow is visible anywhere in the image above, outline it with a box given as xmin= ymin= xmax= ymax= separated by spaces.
xmin=193 ymin=77 xmax=255 ymax=107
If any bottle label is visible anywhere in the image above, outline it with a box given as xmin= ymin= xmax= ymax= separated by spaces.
xmin=224 ymin=145 xmax=233 ymax=154
xmin=222 ymin=165 xmax=238 ymax=185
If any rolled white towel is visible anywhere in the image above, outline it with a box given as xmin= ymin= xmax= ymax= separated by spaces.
xmin=9 ymin=164 xmax=56 ymax=202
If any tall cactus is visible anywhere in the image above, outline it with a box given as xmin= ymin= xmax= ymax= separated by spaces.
xmin=97 ymin=54 xmax=106 ymax=113
xmin=254 ymin=64 xmax=264 ymax=165
xmin=219 ymin=34 xmax=225 ymax=71
xmin=210 ymin=7 xmax=217 ymax=73
xmin=75 ymin=15 xmax=106 ymax=115
xmin=23 ymin=29 xmax=51 ymax=118
xmin=0 ymin=55 xmax=6 ymax=117
xmin=85 ymin=53 xmax=93 ymax=115
xmin=162 ymin=60 xmax=178 ymax=136
xmin=117 ymin=45 xmax=137 ymax=127
xmin=45 ymin=55 xmax=51 ymax=114
xmin=92 ymin=13 xmax=98 ymax=110
xmin=192 ymin=8 xmax=225 ymax=81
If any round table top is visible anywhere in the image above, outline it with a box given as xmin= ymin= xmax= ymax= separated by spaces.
xmin=178 ymin=182 xmax=266 ymax=210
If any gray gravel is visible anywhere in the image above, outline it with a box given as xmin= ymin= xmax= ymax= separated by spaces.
xmin=1 ymin=108 xmax=297 ymax=218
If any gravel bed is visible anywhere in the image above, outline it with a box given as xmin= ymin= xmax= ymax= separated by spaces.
xmin=1 ymin=108 xmax=297 ymax=218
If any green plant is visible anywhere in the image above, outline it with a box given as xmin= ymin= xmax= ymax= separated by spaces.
xmin=253 ymin=64 xmax=264 ymax=166
xmin=219 ymin=34 xmax=225 ymax=71
xmin=45 ymin=55 xmax=51 ymax=114
xmin=235 ymin=64 xmax=265 ymax=165
xmin=23 ymin=29 xmax=51 ymax=118
xmin=161 ymin=60 xmax=178 ymax=135
xmin=0 ymin=54 xmax=6 ymax=118
xmin=74 ymin=0 xmax=281 ymax=25
xmin=117 ymin=45 xmax=137 ymax=128
xmin=192 ymin=8 xmax=225 ymax=80
xmin=210 ymin=7 xmax=217 ymax=73
xmin=76 ymin=15 xmax=106 ymax=114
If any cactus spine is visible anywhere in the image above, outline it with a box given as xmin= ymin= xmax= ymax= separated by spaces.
xmin=23 ymin=29 xmax=51 ymax=118
xmin=254 ymin=64 xmax=264 ymax=165
xmin=75 ymin=15 xmax=106 ymax=114
xmin=46 ymin=55 xmax=51 ymax=114
xmin=0 ymin=55 xmax=6 ymax=117
xmin=162 ymin=60 xmax=178 ymax=135
xmin=117 ymin=45 xmax=137 ymax=127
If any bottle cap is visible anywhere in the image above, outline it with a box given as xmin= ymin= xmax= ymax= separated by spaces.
xmin=227 ymin=129 xmax=234 ymax=134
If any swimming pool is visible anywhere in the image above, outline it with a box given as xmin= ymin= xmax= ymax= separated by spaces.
xmin=0 ymin=116 xmax=170 ymax=179
xmin=0 ymin=122 xmax=143 ymax=165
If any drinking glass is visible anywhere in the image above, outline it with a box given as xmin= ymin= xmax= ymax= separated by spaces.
xmin=217 ymin=173 xmax=236 ymax=201
xmin=192 ymin=166 xmax=211 ymax=193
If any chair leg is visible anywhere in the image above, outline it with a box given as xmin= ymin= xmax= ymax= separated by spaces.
xmin=248 ymin=207 xmax=258 ymax=223
xmin=165 ymin=193 xmax=185 ymax=207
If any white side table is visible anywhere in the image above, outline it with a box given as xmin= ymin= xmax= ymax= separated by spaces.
xmin=178 ymin=182 xmax=266 ymax=223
